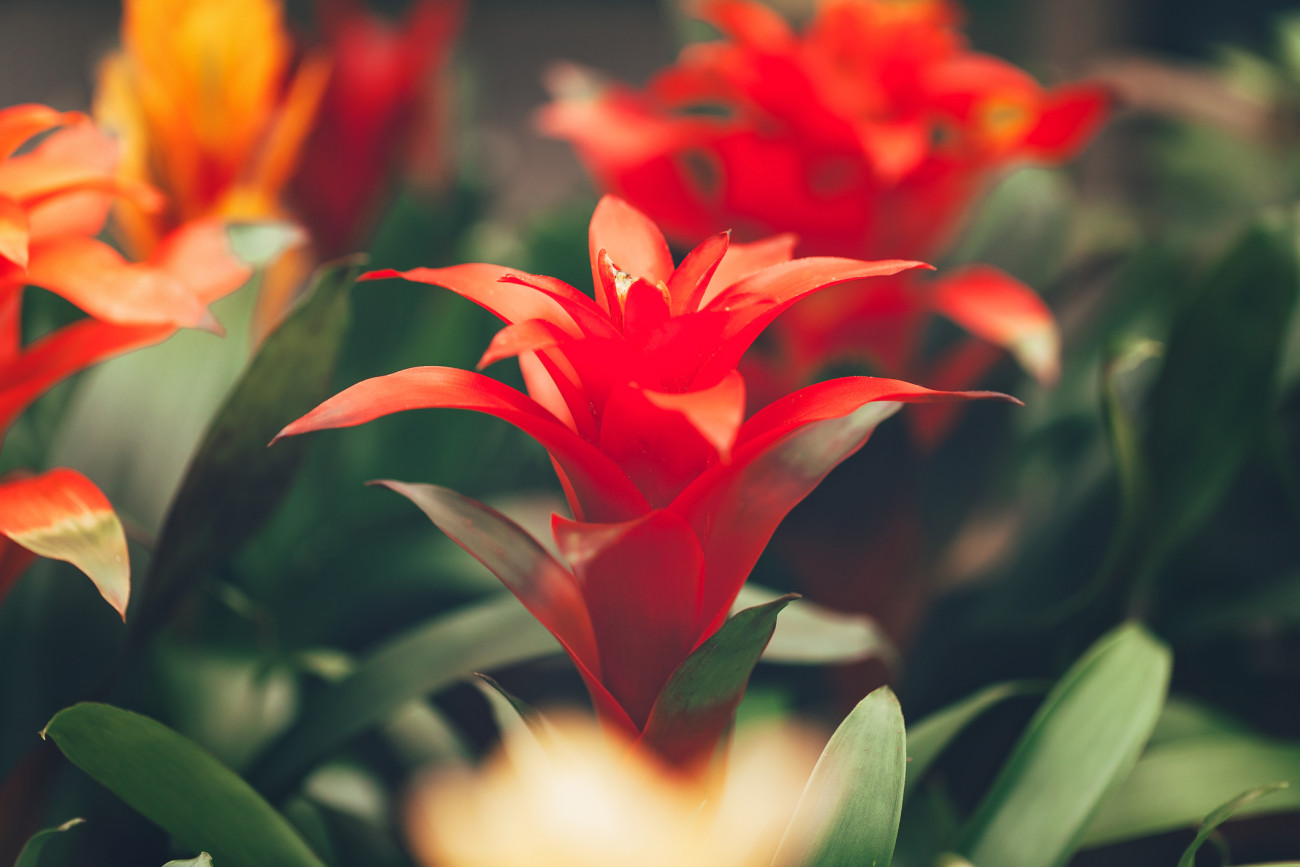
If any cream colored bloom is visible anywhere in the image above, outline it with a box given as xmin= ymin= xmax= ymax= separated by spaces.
xmin=408 ymin=715 xmax=823 ymax=867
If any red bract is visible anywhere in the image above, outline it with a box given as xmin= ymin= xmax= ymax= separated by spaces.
xmin=0 ymin=103 xmax=254 ymax=616
xmin=292 ymin=0 xmax=462 ymax=256
xmin=278 ymin=196 xmax=1014 ymax=750
xmin=541 ymin=0 xmax=1107 ymax=405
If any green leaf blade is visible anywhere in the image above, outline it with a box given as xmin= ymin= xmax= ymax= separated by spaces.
xmin=773 ymin=685 xmax=907 ymax=867
xmin=252 ymin=593 xmax=558 ymax=797
xmin=956 ymin=623 xmax=1172 ymax=867
xmin=132 ymin=258 xmax=363 ymax=637
xmin=638 ymin=595 xmax=794 ymax=768
xmin=43 ymin=703 xmax=325 ymax=867
xmin=1083 ymin=734 xmax=1300 ymax=847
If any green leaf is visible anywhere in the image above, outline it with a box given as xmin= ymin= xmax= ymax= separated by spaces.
xmin=639 ymin=595 xmax=794 ymax=767
xmin=131 ymin=259 xmax=363 ymax=637
xmin=1082 ymin=734 xmax=1300 ymax=847
xmin=162 ymin=855 xmax=214 ymax=867
xmin=772 ymin=685 xmax=907 ymax=867
xmin=252 ymin=593 xmax=558 ymax=797
xmin=42 ymin=703 xmax=325 ymax=867
xmin=1136 ymin=222 xmax=1299 ymax=588
xmin=14 ymin=818 xmax=84 ymax=867
xmin=1178 ymin=782 xmax=1290 ymax=867
xmin=904 ymin=681 xmax=1043 ymax=800
xmin=955 ymin=623 xmax=1172 ymax=867
xmin=733 ymin=584 xmax=897 ymax=666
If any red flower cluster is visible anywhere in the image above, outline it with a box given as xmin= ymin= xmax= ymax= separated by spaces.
xmin=0 ymin=104 xmax=253 ymax=616
xmin=279 ymin=196 xmax=1012 ymax=756
xmin=292 ymin=0 xmax=463 ymax=257
xmin=542 ymin=0 xmax=1109 ymax=430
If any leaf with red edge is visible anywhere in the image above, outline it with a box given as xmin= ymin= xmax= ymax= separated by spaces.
xmin=588 ymin=196 xmax=675 ymax=305
xmin=370 ymin=481 xmax=634 ymax=734
xmin=0 ymin=468 xmax=129 ymax=618
xmin=929 ymin=265 xmax=1060 ymax=386
xmin=372 ymin=481 xmax=600 ymax=677
xmin=554 ymin=509 xmax=706 ymax=728
xmin=639 ymin=593 xmax=795 ymax=769
xmin=275 ymin=366 xmax=649 ymax=522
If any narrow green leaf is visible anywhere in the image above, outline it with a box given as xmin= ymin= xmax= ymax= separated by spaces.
xmin=1082 ymin=734 xmax=1300 ymax=847
xmin=132 ymin=259 xmax=363 ymax=637
xmin=1178 ymin=782 xmax=1290 ymax=867
xmin=14 ymin=818 xmax=84 ymax=867
xmin=955 ymin=623 xmax=1172 ymax=867
xmin=773 ymin=685 xmax=907 ymax=867
xmin=252 ymin=593 xmax=558 ymax=797
xmin=162 ymin=855 xmax=214 ymax=867
xmin=42 ymin=703 xmax=325 ymax=867
xmin=639 ymin=595 xmax=794 ymax=767
xmin=733 ymin=584 xmax=897 ymax=666
xmin=1137 ymin=222 xmax=1299 ymax=583
xmin=904 ymin=681 xmax=1043 ymax=799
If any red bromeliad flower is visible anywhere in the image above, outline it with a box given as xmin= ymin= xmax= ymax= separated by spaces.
xmin=0 ymin=104 xmax=254 ymax=618
xmin=541 ymin=0 xmax=1109 ymax=420
xmin=277 ymin=196 xmax=1014 ymax=755
xmin=292 ymin=0 xmax=463 ymax=257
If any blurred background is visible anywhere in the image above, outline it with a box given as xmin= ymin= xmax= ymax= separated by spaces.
xmin=2 ymin=0 xmax=1300 ymax=864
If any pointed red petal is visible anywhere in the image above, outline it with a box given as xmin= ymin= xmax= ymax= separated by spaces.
xmin=477 ymin=319 xmax=570 ymax=370
xmin=23 ymin=236 xmax=213 ymax=329
xmin=668 ymin=230 xmax=730 ymax=314
xmin=673 ymin=377 xmax=1017 ymax=631
xmin=589 ymin=196 xmax=675 ymax=305
xmin=553 ymin=509 xmax=706 ymax=728
xmin=642 ymin=369 xmax=746 ymax=461
xmin=928 ymin=265 xmax=1060 ymax=386
xmin=694 ymin=256 xmax=929 ymax=386
xmin=705 ymin=234 xmax=799 ymax=307
xmin=275 ymin=367 xmax=649 ymax=522
xmin=0 ymin=320 xmax=168 ymax=435
xmin=363 ymin=263 xmax=588 ymax=335
xmin=0 ymin=468 xmax=129 ymax=618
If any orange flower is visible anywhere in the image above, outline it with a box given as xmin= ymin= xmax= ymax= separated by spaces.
xmin=0 ymin=103 xmax=254 ymax=618
xmin=95 ymin=0 xmax=330 ymax=329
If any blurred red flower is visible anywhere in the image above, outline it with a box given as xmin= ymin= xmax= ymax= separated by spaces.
xmin=542 ymin=0 xmax=1108 ymax=421
xmin=278 ymin=196 xmax=1011 ymax=755
xmin=292 ymin=0 xmax=463 ymax=257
